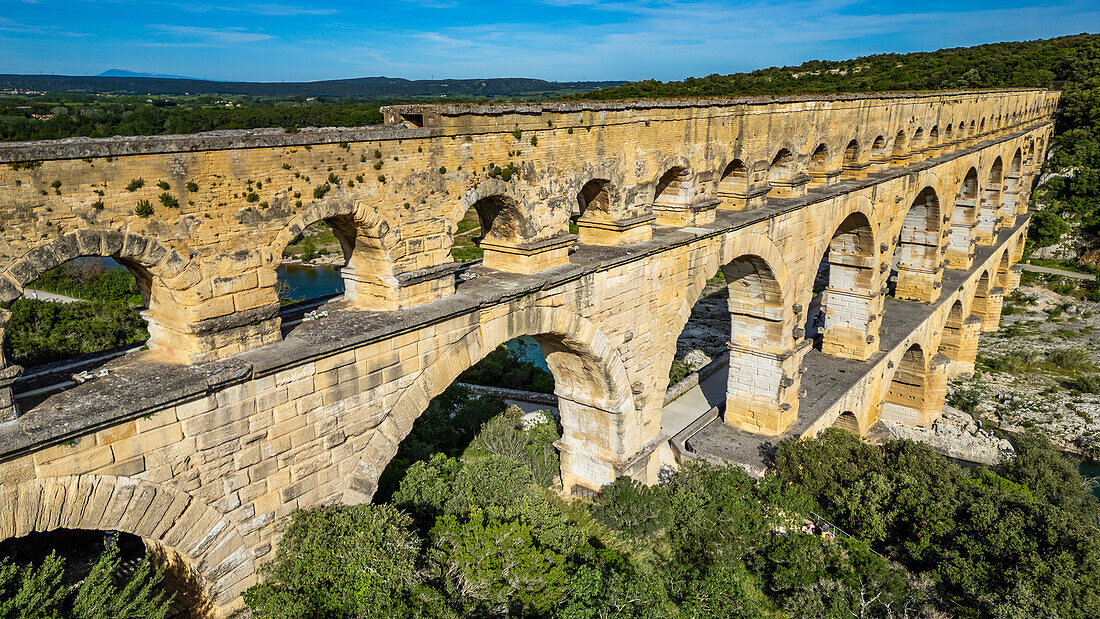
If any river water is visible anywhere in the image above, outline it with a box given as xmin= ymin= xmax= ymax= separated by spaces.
xmin=1081 ymin=460 xmax=1100 ymax=501
xmin=277 ymin=264 xmax=549 ymax=370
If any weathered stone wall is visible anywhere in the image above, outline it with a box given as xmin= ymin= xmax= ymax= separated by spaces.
xmin=0 ymin=89 xmax=1058 ymax=615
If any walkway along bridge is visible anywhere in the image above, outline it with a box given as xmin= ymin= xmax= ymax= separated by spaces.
xmin=0 ymin=88 xmax=1058 ymax=613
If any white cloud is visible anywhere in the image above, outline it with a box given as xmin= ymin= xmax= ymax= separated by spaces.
xmin=152 ymin=25 xmax=274 ymax=43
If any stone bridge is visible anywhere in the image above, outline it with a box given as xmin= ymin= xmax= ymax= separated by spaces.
xmin=0 ymin=88 xmax=1058 ymax=613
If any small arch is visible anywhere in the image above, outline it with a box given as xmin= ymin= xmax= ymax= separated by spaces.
xmin=960 ymin=167 xmax=979 ymax=200
xmin=653 ymin=165 xmax=694 ymax=209
xmin=928 ymin=125 xmax=939 ymax=146
xmin=890 ymin=187 xmax=942 ymax=300
xmin=871 ymin=135 xmax=886 ymax=159
xmin=576 ymin=178 xmax=611 ymax=219
xmin=979 ymin=118 xmax=986 ymax=134
xmin=944 ymin=124 xmax=954 ymax=143
xmin=833 ymin=411 xmax=860 ymax=434
xmin=843 ymin=139 xmax=861 ymax=166
xmin=891 ymin=130 xmax=908 ymax=160
xmin=471 ymin=194 xmax=525 ymax=244
xmin=885 ymin=343 xmax=927 ymax=413
xmin=767 ymin=148 xmax=794 ymax=187
xmin=808 ymin=143 xmax=829 ymax=184
xmin=1010 ymin=148 xmax=1023 ymax=174
xmin=718 ymin=158 xmax=749 ymax=194
xmin=968 ymin=120 xmax=976 ymax=136
xmin=912 ymin=127 xmax=925 ymax=150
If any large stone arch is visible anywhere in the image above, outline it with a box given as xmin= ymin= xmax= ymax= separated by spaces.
xmin=881 ymin=343 xmax=948 ymax=427
xmin=670 ymin=232 xmax=801 ymax=435
xmin=976 ymin=156 xmax=1004 ymax=244
xmin=0 ymin=474 xmax=253 ymax=615
xmin=349 ymin=305 xmax=641 ymax=497
xmin=891 ymin=186 xmax=944 ymax=303
xmin=808 ymin=199 xmax=883 ymax=361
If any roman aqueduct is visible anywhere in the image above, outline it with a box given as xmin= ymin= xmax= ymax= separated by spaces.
xmin=0 ymin=88 xmax=1058 ymax=612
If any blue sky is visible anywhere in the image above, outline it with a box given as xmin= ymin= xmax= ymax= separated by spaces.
xmin=1 ymin=1 xmax=1098 ymax=82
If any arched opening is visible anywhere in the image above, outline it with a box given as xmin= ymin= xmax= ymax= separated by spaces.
xmin=870 ymin=135 xmax=886 ymax=160
xmin=766 ymin=149 xmax=794 ymax=197
xmin=808 ymin=143 xmax=829 ymax=186
xmin=376 ymin=307 xmax=639 ymax=498
xmin=996 ymin=250 xmax=1013 ymax=290
xmin=810 ymin=211 xmax=879 ymax=360
xmin=946 ymin=168 xmax=981 ymax=268
xmin=833 ymin=411 xmax=860 ymax=435
xmin=717 ymin=158 xmax=749 ymax=197
xmin=972 ymin=271 xmax=995 ymax=329
xmin=944 ymin=124 xmax=954 ymax=145
xmin=938 ymin=300 xmax=973 ymax=376
xmin=882 ymin=344 xmax=929 ymax=425
xmin=277 ymin=217 xmax=353 ymax=305
xmin=451 ymin=194 xmax=525 ymax=263
xmin=672 ymin=250 xmax=796 ymax=434
xmin=843 ymin=139 xmax=860 ymax=166
xmin=978 ymin=157 xmax=1004 ymax=243
xmin=891 ymin=130 xmax=908 ymax=161
xmin=653 ymin=166 xmax=694 ymax=210
xmin=889 ymin=187 xmax=942 ymax=302
xmin=979 ymin=118 xmax=986 ymax=134
xmin=928 ymin=126 xmax=939 ymax=148
xmin=0 ymin=528 xmax=206 ymax=617
xmin=968 ymin=120 xmax=976 ymax=138
xmin=576 ymin=178 xmax=611 ymax=221
xmin=911 ymin=128 xmax=925 ymax=155
xmin=0 ymin=235 xmax=184 ymax=412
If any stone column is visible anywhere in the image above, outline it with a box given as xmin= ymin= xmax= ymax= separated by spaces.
xmin=717 ymin=181 xmax=770 ymax=212
xmin=946 ymin=199 xmax=978 ymax=270
xmin=808 ymin=168 xmax=843 ymax=189
xmin=0 ymin=310 xmax=21 ymax=421
xmin=976 ymin=286 xmax=1005 ymax=332
xmin=480 ymin=235 xmax=577 ymax=275
xmin=941 ymin=315 xmax=983 ymax=378
xmin=555 ymin=391 xmax=657 ymax=495
xmin=842 ymin=161 xmax=871 ymax=180
xmin=894 ymin=226 xmax=945 ymax=304
xmin=820 ymin=251 xmax=883 ymax=361
xmin=723 ymin=287 xmax=809 ymax=435
xmin=974 ymin=195 xmax=999 ymax=246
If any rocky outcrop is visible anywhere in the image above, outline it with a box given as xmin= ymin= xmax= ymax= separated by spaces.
xmin=879 ymin=405 xmax=1015 ymax=465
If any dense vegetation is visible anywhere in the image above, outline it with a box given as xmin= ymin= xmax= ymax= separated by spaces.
xmin=3 ymin=262 xmax=148 ymax=367
xmin=0 ymin=95 xmax=385 ymax=142
xmin=245 ymin=391 xmax=1100 ymax=618
xmin=0 ymin=74 xmax=625 ymax=100
xmin=583 ymin=34 xmax=1095 ymax=99
xmin=0 ymin=538 xmax=171 ymax=618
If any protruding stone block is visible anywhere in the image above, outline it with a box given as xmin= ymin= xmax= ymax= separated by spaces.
xmin=576 ymin=214 xmax=655 ymax=246
xmin=480 ymin=234 xmax=576 ymax=275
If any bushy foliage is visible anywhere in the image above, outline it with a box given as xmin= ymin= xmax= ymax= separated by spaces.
xmin=0 ymin=543 xmax=171 ymax=619
xmin=4 ymin=298 xmax=148 ymax=367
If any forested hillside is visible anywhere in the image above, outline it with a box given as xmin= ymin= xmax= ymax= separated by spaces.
xmin=587 ymin=34 xmax=1100 ymax=264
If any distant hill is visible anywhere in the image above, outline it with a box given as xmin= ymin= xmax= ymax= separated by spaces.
xmin=98 ymin=69 xmax=198 ymax=80
xmin=0 ymin=74 xmax=626 ymax=99
xmin=582 ymin=33 xmax=1099 ymax=99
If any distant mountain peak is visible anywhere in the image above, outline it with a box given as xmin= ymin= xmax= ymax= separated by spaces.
xmin=98 ymin=69 xmax=198 ymax=80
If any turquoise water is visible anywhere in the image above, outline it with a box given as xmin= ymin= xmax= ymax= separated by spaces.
xmin=278 ymin=264 xmax=343 ymax=302
xmin=504 ymin=335 xmax=550 ymax=371
xmin=1081 ymin=460 xmax=1100 ymax=502
xmin=274 ymin=265 xmax=549 ymax=370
